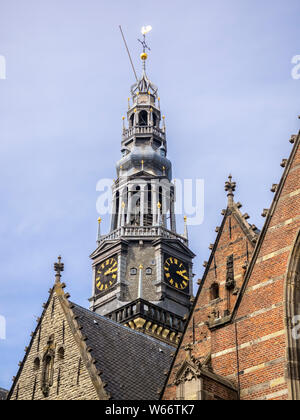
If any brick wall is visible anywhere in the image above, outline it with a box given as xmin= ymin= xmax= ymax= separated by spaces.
xmin=163 ymin=134 xmax=300 ymax=400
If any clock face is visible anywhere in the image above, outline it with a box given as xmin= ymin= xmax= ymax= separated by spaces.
xmin=95 ymin=257 xmax=118 ymax=293
xmin=164 ymin=256 xmax=189 ymax=291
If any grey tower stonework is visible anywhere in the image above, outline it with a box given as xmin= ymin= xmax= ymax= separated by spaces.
xmin=89 ymin=59 xmax=195 ymax=345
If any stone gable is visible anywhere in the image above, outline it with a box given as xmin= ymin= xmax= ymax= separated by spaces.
xmin=8 ymin=285 xmax=103 ymax=400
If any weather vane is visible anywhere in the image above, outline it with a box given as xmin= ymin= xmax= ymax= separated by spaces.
xmin=118 ymin=25 xmax=153 ymax=80
xmin=138 ymin=25 xmax=152 ymax=55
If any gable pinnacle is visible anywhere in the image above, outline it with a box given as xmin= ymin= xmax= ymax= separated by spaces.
xmin=225 ymin=174 xmax=236 ymax=207
xmin=54 ymin=255 xmax=64 ymax=283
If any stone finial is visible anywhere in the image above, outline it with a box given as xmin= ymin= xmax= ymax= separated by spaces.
xmin=54 ymin=256 xmax=64 ymax=283
xmin=225 ymin=174 xmax=236 ymax=207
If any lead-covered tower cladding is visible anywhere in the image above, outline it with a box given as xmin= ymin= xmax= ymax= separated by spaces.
xmin=89 ymin=44 xmax=195 ymax=345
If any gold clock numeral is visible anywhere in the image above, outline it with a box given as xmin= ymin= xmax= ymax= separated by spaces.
xmin=112 ymin=274 xmax=117 ymax=279
xmin=174 ymin=258 xmax=178 ymax=265
xmin=165 ymin=273 xmax=170 ymax=278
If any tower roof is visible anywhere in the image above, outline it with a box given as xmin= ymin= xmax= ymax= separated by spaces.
xmin=131 ymin=70 xmax=158 ymax=98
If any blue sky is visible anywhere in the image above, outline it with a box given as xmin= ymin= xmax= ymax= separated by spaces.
xmin=0 ymin=0 xmax=299 ymax=390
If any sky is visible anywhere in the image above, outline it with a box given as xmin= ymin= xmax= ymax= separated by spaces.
xmin=0 ymin=0 xmax=300 ymax=390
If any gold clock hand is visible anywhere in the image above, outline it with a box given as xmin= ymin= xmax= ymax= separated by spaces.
xmin=176 ymin=271 xmax=189 ymax=281
xmin=104 ymin=267 xmax=118 ymax=276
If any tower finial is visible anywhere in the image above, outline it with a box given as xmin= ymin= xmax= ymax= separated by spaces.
xmin=225 ymin=174 xmax=236 ymax=207
xmin=54 ymin=255 xmax=64 ymax=283
xmin=184 ymin=216 xmax=189 ymax=240
xmin=138 ymin=26 xmax=152 ymax=72
xmin=97 ymin=217 xmax=102 ymax=244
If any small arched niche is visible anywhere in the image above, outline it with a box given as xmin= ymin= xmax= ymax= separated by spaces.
xmin=33 ymin=357 xmax=40 ymax=371
xmin=57 ymin=346 xmax=65 ymax=360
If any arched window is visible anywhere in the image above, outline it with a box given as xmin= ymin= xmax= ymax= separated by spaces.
xmin=114 ymin=191 xmax=119 ymax=230
xmin=210 ymin=282 xmax=219 ymax=301
xmin=130 ymin=185 xmax=141 ymax=226
xmin=153 ymin=113 xmax=157 ymax=127
xmin=285 ymin=230 xmax=300 ymax=399
xmin=144 ymin=183 xmax=153 ymax=226
xmin=159 ymin=187 xmax=163 ymax=212
xmin=138 ymin=110 xmax=148 ymax=126
xmin=130 ymin=113 xmax=134 ymax=127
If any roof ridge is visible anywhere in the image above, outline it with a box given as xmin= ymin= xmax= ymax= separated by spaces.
xmin=231 ymin=202 xmax=260 ymax=240
xmin=71 ymin=302 xmax=176 ymax=349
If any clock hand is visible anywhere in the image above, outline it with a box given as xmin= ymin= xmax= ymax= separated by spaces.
xmin=104 ymin=267 xmax=118 ymax=276
xmin=176 ymin=271 xmax=189 ymax=281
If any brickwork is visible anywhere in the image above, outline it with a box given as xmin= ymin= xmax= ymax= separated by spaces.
xmin=202 ymin=376 xmax=237 ymax=400
xmin=163 ymin=133 xmax=300 ymax=400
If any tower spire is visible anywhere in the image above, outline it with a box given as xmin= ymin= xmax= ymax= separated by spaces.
xmin=90 ymin=28 xmax=195 ymax=346
xmin=225 ymin=174 xmax=236 ymax=207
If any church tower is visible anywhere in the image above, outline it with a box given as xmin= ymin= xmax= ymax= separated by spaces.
xmin=89 ymin=29 xmax=195 ymax=345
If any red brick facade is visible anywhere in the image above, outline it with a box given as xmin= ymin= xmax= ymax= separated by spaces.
xmin=163 ymin=132 xmax=300 ymax=400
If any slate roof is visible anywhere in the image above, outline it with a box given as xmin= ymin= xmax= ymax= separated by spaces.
xmin=0 ymin=388 xmax=7 ymax=400
xmin=72 ymin=303 xmax=175 ymax=400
